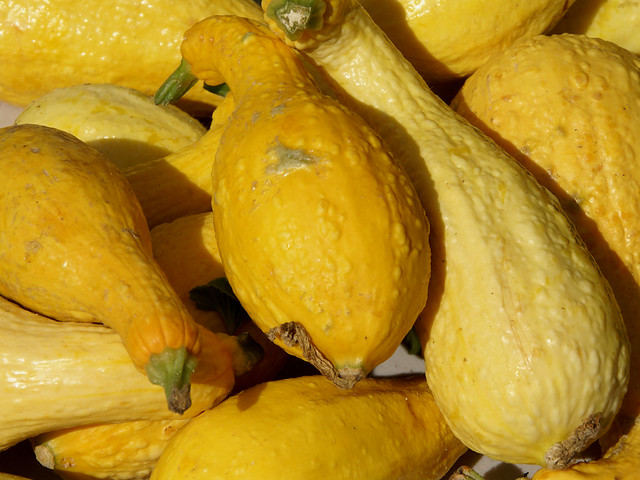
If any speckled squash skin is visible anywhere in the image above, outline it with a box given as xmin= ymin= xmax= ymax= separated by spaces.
xmin=0 ymin=295 xmax=234 ymax=452
xmin=452 ymin=33 xmax=640 ymax=478
xmin=151 ymin=375 xmax=467 ymax=480
xmin=0 ymin=123 xmax=212 ymax=413
xmin=177 ymin=16 xmax=431 ymax=386
xmin=553 ymin=0 xmax=640 ymax=55
xmin=357 ymin=0 xmax=575 ymax=84
xmin=0 ymin=0 xmax=263 ymax=113
xmin=262 ymin=0 xmax=630 ymax=467
xmin=15 ymin=84 xmax=206 ymax=170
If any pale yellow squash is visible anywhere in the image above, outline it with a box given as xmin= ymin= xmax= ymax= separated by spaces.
xmin=0 ymin=294 xmax=234 ymax=452
xmin=452 ymin=33 xmax=640 ymax=479
xmin=15 ymin=83 xmax=206 ymax=170
xmin=262 ymin=0 xmax=630 ymax=468
xmin=159 ymin=15 xmax=431 ymax=387
xmin=553 ymin=0 xmax=640 ymax=55
xmin=357 ymin=0 xmax=575 ymax=85
xmin=151 ymin=375 xmax=467 ymax=480
xmin=0 ymin=0 xmax=263 ymax=112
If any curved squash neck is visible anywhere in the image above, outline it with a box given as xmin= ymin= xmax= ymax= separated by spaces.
xmin=181 ymin=16 xmax=316 ymax=101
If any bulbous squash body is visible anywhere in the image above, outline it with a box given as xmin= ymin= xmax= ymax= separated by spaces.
xmin=0 ymin=0 xmax=263 ymax=112
xmin=0 ymin=123 xmax=206 ymax=413
xmin=151 ymin=375 xmax=467 ymax=480
xmin=170 ymin=16 xmax=431 ymax=387
xmin=0 ymin=295 xmax=234 ymax=452
xmin=452 ymin=33 xmax=640 ymax=423
xmin=15 ymin=83 xmax=206 ymax=170
xmin=261 ymin=0 xmax=630 ymax=468
xmin=357 ymin=0 xmax=575 ymax=84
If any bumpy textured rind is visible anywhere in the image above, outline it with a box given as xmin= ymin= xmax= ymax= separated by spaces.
xmin=262 ymin=0 xmax=630 ymax=466
xmin=151 ymin=376 xmax=467 ymax=480
xmin=0 ymin=0 xmax=263 ymax=112
xmin=177 ymin=16 xmax=431 ymax=382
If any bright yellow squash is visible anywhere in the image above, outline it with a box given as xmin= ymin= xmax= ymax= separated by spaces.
xmin=553 ymin=0 xmax=640 ymax=55
xmin=15 ymin=83 xmax=206 ymax=170
xmin=0 ymin=0 xmax=263 ymax=113
xmin=0 ymin=294 xmax=234 ymax=452
xmin=357 ymin=0 xmax=576 ymax=86
xmin=0 ymin=123 xmax=206 ymax=413
xmin=151 ymin=375 xmax=467 ymax=480
xmin=158 ymin=15 xmax=431 ymax=388
xmin=261 ymin=0 xmax=630 ymax=468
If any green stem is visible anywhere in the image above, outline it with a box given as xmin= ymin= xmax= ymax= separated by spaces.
xmin=264 ymin=0 xmax=326 ymax=41
xmin=145 ymin=346 xmax=198 ymax=414
xmin=154 ymin=58 xmax=199 ymax=105
xmin=449 ymin=467 xmax=487 ymax=480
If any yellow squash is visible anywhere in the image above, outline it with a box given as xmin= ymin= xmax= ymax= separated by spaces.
xmin=151 ymin=375 xmax=467 ymax=480
xmin=0 ymin=123 xmax=206 ymax=413
xmin=124 ymin=94 xmax=235 ymax=228
xmin=357 ymin=0 xmax=576 ymax=86
xmin=451 ymin=32 xmax=640 ymax=479
xmin=33 ymin=419 xmax=190 ymax=480
xmin=261 ymin=0 xmax=630 ymax=468
xmin=158 ymin=15 xmax=431 ymax=388
xmin=15 ymin=83 xmax=206 ymax=170
xmin=0 ymin=0 xmax=263 ymax=113
xmin=0 ymin=294 xmax=234 ymax=452
xmin=553 ymin=0 xmax=640 ymax=55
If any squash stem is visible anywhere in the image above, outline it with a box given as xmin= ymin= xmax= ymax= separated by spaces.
xmin=264 ymin=0 xmax=326 ymax=41
xmin=449 ymin=467 xmax=486 ymax=480
xmin=145 ymin=346 xmax=198 ymax=414
xmin=154 ymin=58 xmax=198 ymax=105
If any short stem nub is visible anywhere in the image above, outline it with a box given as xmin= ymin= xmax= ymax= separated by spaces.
xmin=265 ymin=0 xmax=326 ymax=41
xmin=146 ymin=346 xmax=198 ymax=414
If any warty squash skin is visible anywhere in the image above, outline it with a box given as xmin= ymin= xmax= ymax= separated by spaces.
xmin=0 ymin=294 xmax=234 ymax=452
xmin=357 ymin=0 xmax=576 ymax=85
xmin=552 ymin=0 xmax=640 ymax=55
xmin=261 ymin=0 xmax=630 ymax=468
xmin=0 ymin=123 xmax=205 ymax=413
xmin=14 ymin=83 xmax=206 ymax=170
xmin=159 ymin=15 xmax=432 ymax=388
xmin=151 ymin=375 xmax=467 ymax=480
xmin=451 ymin=33 xmax=640 ymax=479
xmin=0 ymin=0 xmax=263 ymax=113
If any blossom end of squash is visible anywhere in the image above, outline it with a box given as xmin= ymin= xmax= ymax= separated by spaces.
xmin=154 ymin=58 xmax=199 ymax=106
xmin=146 ymin=346 xmax=198 ymax=414
xmin=264 ymin=0 xmax=326 ymax=41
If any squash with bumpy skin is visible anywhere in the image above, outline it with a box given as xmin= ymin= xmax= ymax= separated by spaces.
xmin=0 ymin=0 xmax=263 ymax=113
xmin=157 ymin=15 xmax=431 ymax=388
xmin=151 ymin=375 xmax=467 ymax=480
xmin=0 ymin=123 xmax=206 ymax=413
xmin=261 ymin=0 xmax=630 ymax=468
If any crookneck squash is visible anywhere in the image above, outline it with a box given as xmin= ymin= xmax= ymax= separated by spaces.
xmin=261 ymin=0 xmax=630 ymax=468
xmin=157 ymin=15 xmax=431 ymax=388
xmin=0 ymin=123 xmax=208 ymax=413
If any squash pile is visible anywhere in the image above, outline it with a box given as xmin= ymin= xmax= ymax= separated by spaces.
xmin=0 ymin=0 xmax=639 ymax=479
